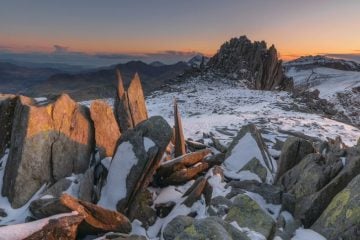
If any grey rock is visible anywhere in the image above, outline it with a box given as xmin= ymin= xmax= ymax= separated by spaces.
xmin=312 ymin=174 xmax=360 ymax=239
xmin=279 ymin=153 xmax=342 ymax=200
xmin=275 ymin=137 xmax=314 ymax=182
xmin=295 ymin=145 xmax=360 ymax=227
xmin=225 ymin=194 xmax=275 ymax=239
xmin=163 ymin=215 xmax=194 ymax=240
xmin=29 ymin=198 xmax=70 ymax=219
xmin=79 ymin=167 xmax=94 ymax=202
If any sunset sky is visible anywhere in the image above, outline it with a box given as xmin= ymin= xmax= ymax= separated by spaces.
xmin=1 ymin=0 xmax=360 ymax=65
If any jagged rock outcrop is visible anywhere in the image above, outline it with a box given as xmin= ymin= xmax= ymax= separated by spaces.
xmin=114 ymin=70 xmax=148 ymax=132
xmin=98 ymin=116 xmax=172 ymax=217
xmin=2 ymin=94 xmax=94 ymax=208
xmin=207 ymin=36 xmax=292 ymax=90
xmin=90 ymin=100 xmax=121 ymax=159
xmin=0 ymin=94 xmax=17 ymax=158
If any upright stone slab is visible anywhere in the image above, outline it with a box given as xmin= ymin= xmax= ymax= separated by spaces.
xmin=174 ymin=99 xmax=186 ymax=157
xmin=127 ymin=73 xmax=148 ymax=126
xmin=2 ymin=96 xmax=54 ymax=208
xmin=114 ymin=70 xmax=133 ymax=132
xmin=98 ymin=116 xmax=172 ymax=215
xmin=51 ymin=94 xmax=94 ymax=180
xmin=2 ymin=94 xmax=94 ymax=208
xmin=90 ymin=100 xmax=121 ymax=159
xmin=0 ymin=94 xmax=17 ymax=158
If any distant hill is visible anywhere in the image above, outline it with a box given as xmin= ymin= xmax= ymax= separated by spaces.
xmin=26 ymin=60 xmax=190 ymax=101
xmin=0 ymin=62 xmax=63 ymax=94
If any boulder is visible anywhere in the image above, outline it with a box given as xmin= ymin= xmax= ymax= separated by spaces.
xmin=208 ymin=196 xmax=233 ymax=218
xmin=60 ymin=193 xmax=131 ymax=235
xmin=90 ymin=100 xmax=121 ymax=159
xmin=51 ymin=94 xmax=94 ymax=180
xmin=312 ymin=174 xmax=360 ymax=239
xmin=279 ymin=153 xmax=342 ymax=200
xmin=98 ymin=116 xmax=172 ymax=215
xmin=0 ymin=94 xmax=17 ymax=158
xmin=275 ymin=137 xmax=314 ymax=182
xmin=175 ymin=217 xmax=250 ymax=240
xmin=295 ymin=145 xmax=360 ymax=227
xmin=226 ymin=180 xmax=282 ymax=204
xmin=2 ymin=96 xmax=54 ymax=208
xmin=163 ymin=215 xmax=194 ymax=240
xmin=2 ymin=94 xmax=94 ymax=208
xmin=223 ymin=124 xmax=275 ymax=183
xmin=30 ymin=198 xmax=70 ymax=220
xmin=127 ymin=190 xmax=157 ymax=229
xmin=225 ymin=194 xmax=275 ymax=239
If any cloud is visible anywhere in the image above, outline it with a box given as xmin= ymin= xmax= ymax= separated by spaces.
xmin=53 ymin=45 xmax=69 ymax=53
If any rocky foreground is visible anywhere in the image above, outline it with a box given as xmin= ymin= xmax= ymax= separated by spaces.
xmin=0 ymin=69 xmax=359 ymax=240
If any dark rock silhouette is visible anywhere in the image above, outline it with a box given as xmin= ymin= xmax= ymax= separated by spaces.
xmin=207 ymin=36 xmax=292 ymax=90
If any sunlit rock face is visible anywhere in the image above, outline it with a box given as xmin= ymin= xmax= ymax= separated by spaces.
xmin=2 ymin=94 xmax=94 ymax=208
xmin=207 ymin=35 xmax=292 ymax=90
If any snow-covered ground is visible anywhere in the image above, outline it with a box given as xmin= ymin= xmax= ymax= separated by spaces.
xmin=144 ymin=77 xmax=359 ymax=147
xmin=285 ymin=64 xmax=360 ymax=126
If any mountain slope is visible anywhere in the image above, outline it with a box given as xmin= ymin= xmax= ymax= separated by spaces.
xmin=285 ymin=56 xmax=360 ymax=126
xmin=27 ymin=61 xmax=190 ymax=101
xmin=0 ymin=62 xmax=63 ymax=94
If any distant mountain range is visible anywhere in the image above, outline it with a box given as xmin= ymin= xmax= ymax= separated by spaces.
xmin=25 ymin=60 xmax=190 ymax=100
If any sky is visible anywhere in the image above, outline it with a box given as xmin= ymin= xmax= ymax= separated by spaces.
xmin=1 ymin=0 xmax=360 ymax=66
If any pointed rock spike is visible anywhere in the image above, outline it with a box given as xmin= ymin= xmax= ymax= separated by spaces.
xmin=174 ymin=99 xmax=186 ymax=157
xmin=116 ymin=69 xmax=125 ymax=98
xmin=127 ymin=72 xmax=148 ymax=126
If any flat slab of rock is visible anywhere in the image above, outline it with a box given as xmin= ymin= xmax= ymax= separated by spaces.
xmin=60 ymin=193 xmax=131 ymax=235
xmin=0 ymin=212 xmax=83 ymax=240
xmin=223 ymin=124 xmax=275 ymax=183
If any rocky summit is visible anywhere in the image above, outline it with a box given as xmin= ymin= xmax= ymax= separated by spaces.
xmin=206 ymin=36 xmax=292 ymax=91
xmin=0 ymin=38 xmax=359 ymax=240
